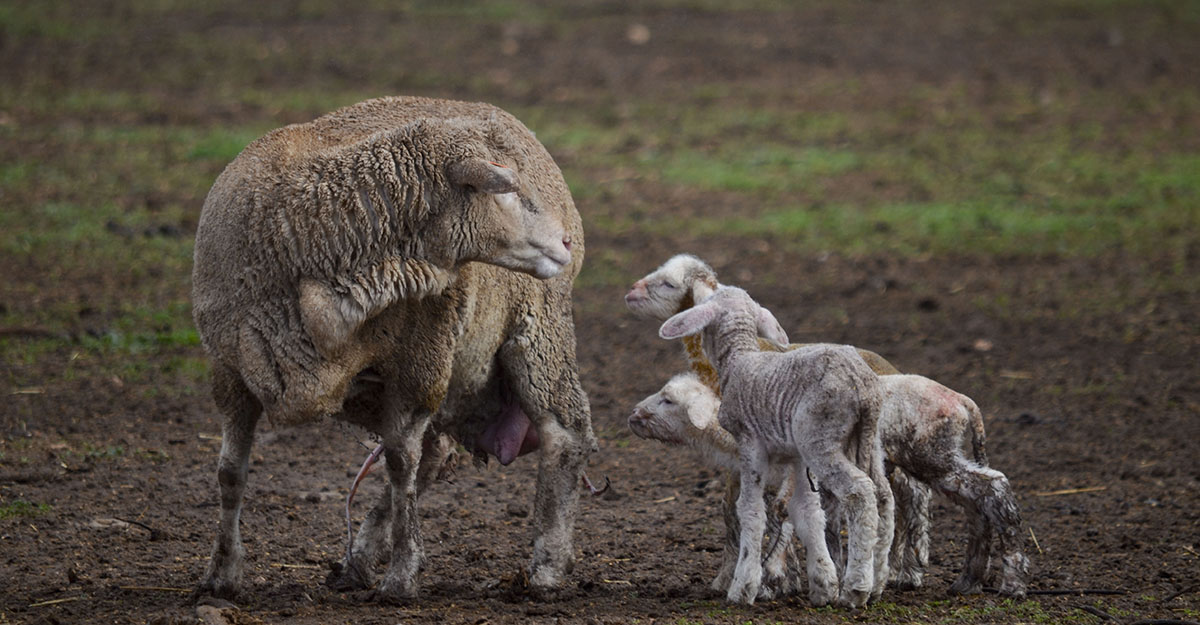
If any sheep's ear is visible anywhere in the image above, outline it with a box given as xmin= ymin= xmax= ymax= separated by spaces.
xmin=691 ymin=281 xmax=716 ymax=303
xmin=755 ymin=304 xmax=789 ymax=345
xmin=660 ymin=301 xmax=719 ymax=340
xmin=447 ymin=158 xmax=520 ymax=194
xmin=686 ymin=405 xmax=711 ymax=430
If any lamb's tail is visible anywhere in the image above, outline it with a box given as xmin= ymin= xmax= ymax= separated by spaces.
xmin=964 ymin=398 xmax=988 ymax=466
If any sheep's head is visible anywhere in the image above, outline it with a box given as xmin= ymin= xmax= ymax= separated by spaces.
xmin=628 ymin=373 xmax=720 ymax=445
xmin=625 ymin=254 xmax=718 ymax=320
xmin=658 ymin=286 xmax=789 ymax=346
xmin=430 ymin=120 xmax=573 ymax=280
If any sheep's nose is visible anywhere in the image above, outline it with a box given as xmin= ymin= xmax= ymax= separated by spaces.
xmin=562 ymin=235 xmax=572 ymax=252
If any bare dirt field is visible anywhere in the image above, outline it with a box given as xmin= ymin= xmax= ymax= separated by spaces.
xmin=1 ymin=2 xmax=1197 ymax=624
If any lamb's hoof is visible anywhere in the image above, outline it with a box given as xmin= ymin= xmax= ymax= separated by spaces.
xmin=995 ymin=578 xmax=1028 ymax=598
xmin=325 ymin=559 xmax=374 ymax=592
xmin=889 ymin=571 xmax=923 ymax=591
xmin=949 ymin=575 xmax=984 ymax=596
xmin=727 ymin=580 xmax=759 ymax=605
xmin=835 ymin=587 xmax=870 ymax=609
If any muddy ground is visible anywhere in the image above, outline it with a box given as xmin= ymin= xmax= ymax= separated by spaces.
xmin=1 ymin=2 xmax=1198 ymax=624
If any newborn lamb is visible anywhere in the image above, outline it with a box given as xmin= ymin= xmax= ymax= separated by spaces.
xmin=659 ymin=286 xmax=893 ymax=607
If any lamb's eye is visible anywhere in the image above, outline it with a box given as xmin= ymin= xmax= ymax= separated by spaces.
xmin=661 ymin=396 xmax=674 ymax=405
xmin=662 ymin=281 xmax=677 ymax=290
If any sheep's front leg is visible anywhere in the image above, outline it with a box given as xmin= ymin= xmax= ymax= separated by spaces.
xmin=374 ymin=414 xmax=432 ymax=603
xmin=198 ymin=367 xmax=262 ymax=599
xmin=787 ymin=464 xmax=839 ymax=607
xmin=727 ymin=441 xmax=768 ymax=605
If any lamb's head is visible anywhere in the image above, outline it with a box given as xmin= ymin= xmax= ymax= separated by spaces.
xmin=625 ymin=254 xmax=719 ymax=320
xmin=628 ymin=373 xmax=720 ymax=445
xmin=425 ymin=119 xmax=573 ymax=280
xmin=658 ymin=286 xmax=789 ymax=347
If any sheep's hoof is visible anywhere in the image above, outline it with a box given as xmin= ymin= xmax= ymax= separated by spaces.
xmin=834 ymin=587 xmax=870 ymax=609
xmin=726 ymin=580 xmax=759 ymax=605
xmin=325 ymin=559 xmax=374 ymax=592
xmin=366 ymin=581 xmax=418 ymax=605
xmin=196 ymin=568 xmax=241 ymax=601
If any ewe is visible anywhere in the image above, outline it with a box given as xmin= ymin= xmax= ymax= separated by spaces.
xmin=192 ymin=96 xmax=596 ymax=602
xmin=658 ymin=286 xmax=893 ymax=608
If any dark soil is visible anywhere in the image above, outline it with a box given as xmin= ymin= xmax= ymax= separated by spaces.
xmin=1 ymin=2 xmax=1198 ymax=624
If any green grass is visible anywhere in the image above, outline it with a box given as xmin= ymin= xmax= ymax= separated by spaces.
xmin=0 ymin=500 xmax=52 ymax=519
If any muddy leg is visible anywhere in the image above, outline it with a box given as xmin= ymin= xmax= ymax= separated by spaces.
xmin=528 ymin=420 xmax=589 ymax=594
xmin=198 ymin=366 xmax=262 ymax=599
xmin=868 ymin=439 xmax=894 ymax=601
xmin=889 ymin=469 xmax=932 ymax=591
xmin=373 ymin=414 xmax=432 ymax=603
xmin=809 ymin=456 xmax=879 ymax=609
xmin=940 ymin=463 xmax=1026 ymax=596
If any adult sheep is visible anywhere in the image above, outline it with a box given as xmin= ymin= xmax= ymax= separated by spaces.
xmin=192 ymin=96 xmax=596 ymax=603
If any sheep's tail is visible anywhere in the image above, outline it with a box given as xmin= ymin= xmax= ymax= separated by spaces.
xmin=965 ymin=399 xmax=988 ymax=466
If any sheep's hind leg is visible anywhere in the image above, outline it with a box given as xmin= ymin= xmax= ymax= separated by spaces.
xmin=331 ymin=432 xmax=455 ymax=591
xmin=787 ymin=464 xmax=839 ymax=607
xmin=945 ymin=465 xmax=1029 ymax=597
xmin=198 ymin=366 xmax=262 ymax=599
xmin=528 ymin=419 xmax=589 ymax=596
xmin=373 ymin=414 xmax=433 ymax=603
xmin=328 ymin=481 xmax=392 ymax=591
xmin=809 ymin=456 xmax=879 ymax=609
xmin=888 ymin=469 xmax=932 ymax=591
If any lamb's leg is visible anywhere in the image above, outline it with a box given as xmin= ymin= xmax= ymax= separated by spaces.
xmin=867 ymin=438 xmax=894 ymax=601
xmin=821 ymin=486 xmax=845 ymax=577
xmin=787 ymin=464 xmax=839 ymax=607
xmin=940 ymin=464 xmax=1028 ymax=597
xmin=727 ymin=441 xmax=768 ymax=605
xmin=889 ymin=469 xmax=932 ymax=591
xmin=809 ymin=455 xmax=879 ymax=609
xmin=712 ymin=472 xmax=739 ymax=593
xmin=374 ymin=413 xmax=433 ymax=603
xmin=760 ymin=472 xmax=801 ymax=599
xmin=198 ymin=366 xmax=262 ymax=599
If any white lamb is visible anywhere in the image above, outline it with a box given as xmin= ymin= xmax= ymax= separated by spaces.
xmin=628 ymin=373 xmax=802 ymax=600
xmin=659 ymin=286 xmax=894 ymax=607
xmin=627 ymin=253 xmax=1028 ymax=596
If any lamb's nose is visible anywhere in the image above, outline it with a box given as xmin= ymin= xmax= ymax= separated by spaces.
xmin=562 ymin=236 xmax=572 ymax=252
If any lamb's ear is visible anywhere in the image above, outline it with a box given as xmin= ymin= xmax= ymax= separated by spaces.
xmin=686 ymin=405 xmax=711 ymax=430
xmin=755 ymin=304 xmax=789 ymax=346
xmin=659 ymin=301 xmax=719 ymax=340
xmin=447 ymin=158 xmax=520 ymax=195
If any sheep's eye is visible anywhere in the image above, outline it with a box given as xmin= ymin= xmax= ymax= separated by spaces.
xmin=661 ymin=396 xmax=674 ymax=405
xmin=661 ymin=281 xmax=677 ymax=290
xmin=520 ymin=196 xmax=540 ymax=214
